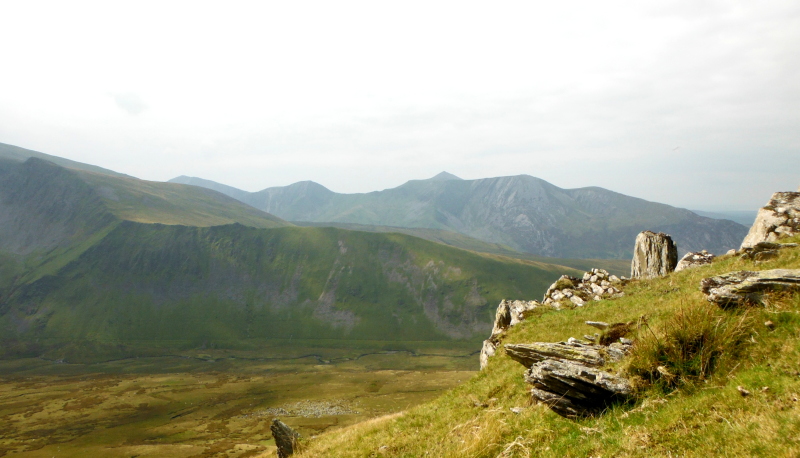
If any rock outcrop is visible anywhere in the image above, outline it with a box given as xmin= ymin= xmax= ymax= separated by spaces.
xmin=480 ymin=269 xmax=629 ymax=370
xmin=700 ymin=269 xmax=800 ymax=308
xmin=631 ymin=231 xmax=678 ymax=279
xmin=542 ymin=269 xmax=625 ymax=307
xmin=675 ymin=250 xmax=715 ymax=272
xmin=480 ymin=300 xmax=540 ymax=370
xmin=271 ymin=419 xmax=300 ymax=458
xmin=738 ymin=241 xmax=798 ymax=262
xmin=741 ymin=191 xmax=800 ymax=249
xmin=507 ymin=338 xmax=633 ymax=417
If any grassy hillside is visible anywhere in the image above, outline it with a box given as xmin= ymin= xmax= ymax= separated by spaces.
xmin=295 ymin=221 xmax=630 ymax=276
xmin=291 ymin=235 xmax=800 ymax=457
xmin=1 ymin=223 xmax=581 ymax=361
xmin=77 ymin=169 xmax=288 ymax=228
xmin=0 ymin=141 xmax=130 ymax=177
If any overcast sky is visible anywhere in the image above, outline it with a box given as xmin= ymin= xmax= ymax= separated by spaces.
xmin=1 ymin=1 xmax=798 ymax=211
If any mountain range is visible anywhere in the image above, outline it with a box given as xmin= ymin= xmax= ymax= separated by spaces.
xmin=171 ymin=172 xmax=749 ymax=259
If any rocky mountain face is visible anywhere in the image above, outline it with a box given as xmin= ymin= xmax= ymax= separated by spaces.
xmin=171 ymin=174 xmax=749 ymax=259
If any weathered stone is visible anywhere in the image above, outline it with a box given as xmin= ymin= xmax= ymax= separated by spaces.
xmin=570 ymin=295 xmax=585 ymax=306
xmin=700 ymin=269 xmax=800 ymax=307
xmin=481 ymin=299 xmax=541 ymax=369
xmin=741 ymin=192 xmax=800 ymax=249
xmin=675 ymin=250 xmax=715 ymax=272
xmin=506 ymin=341 xmax=606 ymax=368
xmin=524 ymin=359 xmax=633 ymax=417
xmin=631 ymin=231 xmax=678 ymax=279
xmin=739 ymin=241 xmax=797 ymax=261
xmin=479 ymin=339 xmax=496 ymax=370
xmin=271 ymin=419 xmax=300 ymax=458
xmin=585 ymin=321 xmax=609 ymax=330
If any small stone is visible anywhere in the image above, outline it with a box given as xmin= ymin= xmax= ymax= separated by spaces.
xmin=619 ymin=337 xmax=633 ymax=345
xmin=570 ymin=296 xmax=585 ymax=306
xmin=593 ymin=295 xmax=602 ymax=301
xmin=765 ymin=320 xmax=775 ymax=330
xmin=727 ymin=249 xmax=736 ymax=255
xmin=510 ymin=407 xmax=524 ymax=414
xmin=586 ymin=321 xmax=610 ymax=330
xmin=737 ymin=386 xmax=751 ymax=397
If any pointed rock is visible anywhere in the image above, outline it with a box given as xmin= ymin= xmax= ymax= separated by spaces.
xmin=271 ymin=419 xmax=300 ymax=458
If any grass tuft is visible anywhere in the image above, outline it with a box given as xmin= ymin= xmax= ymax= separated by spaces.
xmin=628 ymin=303 xmax=753 ymax=390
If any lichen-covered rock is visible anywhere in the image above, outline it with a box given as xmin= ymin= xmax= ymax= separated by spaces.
xmin=480 ymin=299 xmax=540 ymax=369
xmin=741 ymin=191 xmax=800 ymax=249
xmin=739 ymin=241 xmax=798 ymax=262
xmin=631 ymin=231 xmax=678 ymax=279
xmin=543 ymin=269 xmax=625 ymax=307
xmin=505 ymin=341 xmax=606 ymax=368
xmin=524 ymin=359 xmax=633 ymax=417
xmin=271 ymin=419 xmax=300 ymax=458
xmin=675 ymin=250 xmax=715 ymax=272
xmin=700 ymin=269 xmax=800 ymax=307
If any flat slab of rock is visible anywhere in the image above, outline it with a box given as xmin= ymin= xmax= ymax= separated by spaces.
xmin=700 ymin=269 xmax=800 ymax=307
xmin=631 ymin=231 xmax=678 ymax=279
xmin=525 ymin=359 xmax=633 ymax=417
xmin=505 ymin=342 xmax=606 ymax=368
xmin=675 ymin=250 xmax=715 ymax=272
xmin=271 ymin=419 xmax=300 ymax=458
xmin=741 ymin=191 xmax=800 ymax=249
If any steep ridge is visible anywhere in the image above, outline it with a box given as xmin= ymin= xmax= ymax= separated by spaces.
xmin=0 ymin=141 xmax=130 ymax=178
xmin=171 ymin=174 xmax=748 ymax=259
xmin=1 ymin=223 xmax=576 ymax=357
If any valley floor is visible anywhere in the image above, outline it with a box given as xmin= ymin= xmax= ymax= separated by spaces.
xmin=0 ymin=353 xmax=475 ymax=457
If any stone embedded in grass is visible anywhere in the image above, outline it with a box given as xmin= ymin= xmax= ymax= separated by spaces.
xmin=631 ymin=231 xmax=678 ymax=279
xmin=524 ymin=359 xmax=633 ymax=418
xmin=675 ymin=250 xmax=715 ymax=272
xmin=271 ymin=418 xmax=301 ymax=458
xmin=700 ymin=269 xmax=800 ymax=307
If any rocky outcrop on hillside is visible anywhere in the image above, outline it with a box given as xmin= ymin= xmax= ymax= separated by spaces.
xmin=741 ymin=191 xmax=800 ymax=249
xmin=675 ymin=250 xmax=715 ymax=272
xmin=506 ymin=335 xmax=633 ymax=417
xmin=543 ymin=269 xmax=625 ymax=308
xmin=700 ymin=269 xmax=800 ymax=308
xmin=631 ymin=231 xmax=678 ymax=279
xmin=480 ymin=269 xmax=629 ymax=370
xmin=480 ymin=299 xmax=541 ymax=369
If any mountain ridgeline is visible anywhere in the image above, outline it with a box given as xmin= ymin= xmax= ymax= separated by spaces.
xmin=170 ymin=173 xmax=748 ymax=259
xmin=0 ymin=149 xmax=580 ymax=359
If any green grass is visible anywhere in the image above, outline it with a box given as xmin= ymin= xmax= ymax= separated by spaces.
xmin=292 ymin=235 xmax=800 ymax=457
xmin=1 ymin=223 xmax=581 ymax=360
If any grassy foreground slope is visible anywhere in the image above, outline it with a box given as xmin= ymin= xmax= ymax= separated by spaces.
xmin=292 ymin=235 xmax=800 ymax=458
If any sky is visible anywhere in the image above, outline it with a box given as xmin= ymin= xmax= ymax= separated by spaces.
xmin=1 ymin=1 xmax=798 ymax=211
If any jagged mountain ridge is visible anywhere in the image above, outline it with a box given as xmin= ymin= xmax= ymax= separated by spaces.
xmin=170 ymin=174 xmax=748 ymax=259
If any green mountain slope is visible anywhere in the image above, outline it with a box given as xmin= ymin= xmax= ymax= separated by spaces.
xmin=294 ymin=221 xmax=630 ymax=276
xmin=170 ymin=174 xmax=748 ymax=259
xmin=1 ymin=223 xmax=578 ymax=358
xmin=0 ymin=141 xmax=130 ymax=178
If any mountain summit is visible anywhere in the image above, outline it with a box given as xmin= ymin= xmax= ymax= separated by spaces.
xmin=427 ymin=171 xmax=462 ymax=181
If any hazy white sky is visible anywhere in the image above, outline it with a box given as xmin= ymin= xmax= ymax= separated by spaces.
xmin=1 ymin=0 xmax=798 ymax=210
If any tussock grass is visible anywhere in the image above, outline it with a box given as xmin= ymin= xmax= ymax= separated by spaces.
xmin=289 ymin=235 xmax=800 ymax=457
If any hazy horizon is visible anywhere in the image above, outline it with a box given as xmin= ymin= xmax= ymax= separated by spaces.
xmin=1 ymin=1 xmax=797 ymax=212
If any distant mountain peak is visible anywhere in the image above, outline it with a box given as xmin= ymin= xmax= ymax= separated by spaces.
xmin=428 ymin=171 xmax=462 ymax=181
